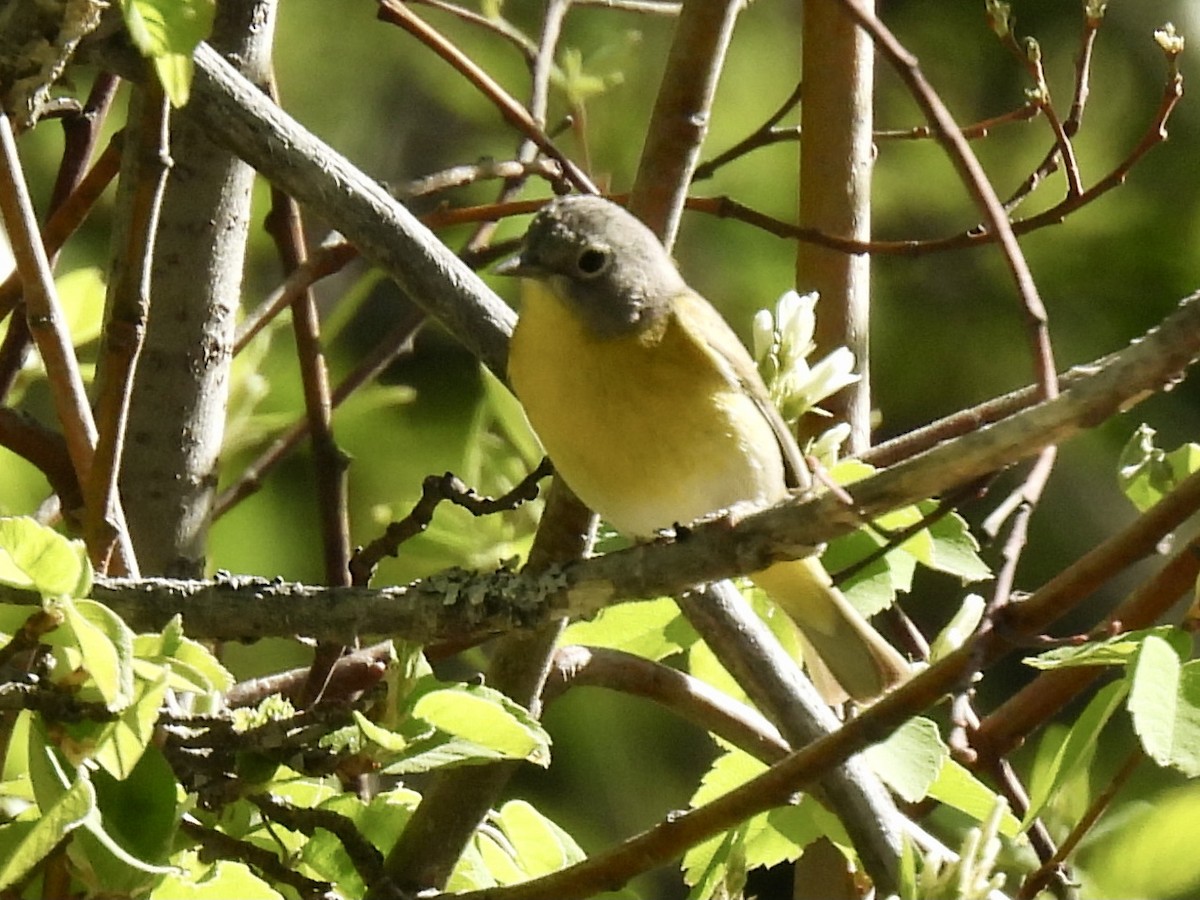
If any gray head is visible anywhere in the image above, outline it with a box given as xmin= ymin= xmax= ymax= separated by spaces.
xmin=497 ymin=195 xmax=688 ymax=338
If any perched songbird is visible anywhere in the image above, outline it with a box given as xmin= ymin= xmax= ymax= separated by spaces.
xmin=499 ymin=195 xmax=908 ymax=701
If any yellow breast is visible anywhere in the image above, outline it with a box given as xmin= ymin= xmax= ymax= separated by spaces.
xmin=508 ymin=281 xmax=787 ymax=537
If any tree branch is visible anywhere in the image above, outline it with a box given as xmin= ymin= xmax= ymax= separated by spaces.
xmin=15 ymin=288 xmax=1197 ymax=641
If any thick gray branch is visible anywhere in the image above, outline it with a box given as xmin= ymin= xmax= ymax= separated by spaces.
xmin=188 ymin=41 xmax=516 ymax=376
xmin=6 ymin=288 xmax=1198 ymax=640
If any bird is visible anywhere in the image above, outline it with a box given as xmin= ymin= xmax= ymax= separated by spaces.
xmin=499 ymin=194 xmax=908 ymax=702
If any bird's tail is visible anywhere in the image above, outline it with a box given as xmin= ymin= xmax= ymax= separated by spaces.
xmin=751 ymin=556 xmax=910 ymax=703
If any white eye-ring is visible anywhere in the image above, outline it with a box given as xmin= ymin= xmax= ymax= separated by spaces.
xmin=575 ymin=245 xmax=611 ymax=278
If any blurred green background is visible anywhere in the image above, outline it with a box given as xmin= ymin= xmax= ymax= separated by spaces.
xmin=4 ymin=1 xmax=1200 ymax=895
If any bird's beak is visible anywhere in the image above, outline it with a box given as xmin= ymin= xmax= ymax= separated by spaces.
xmin=493 ymin=253 xmax=538 ymax=278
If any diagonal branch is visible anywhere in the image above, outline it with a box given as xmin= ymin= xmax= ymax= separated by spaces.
xmin=14 ymin=287 xmax=1198 ymax=641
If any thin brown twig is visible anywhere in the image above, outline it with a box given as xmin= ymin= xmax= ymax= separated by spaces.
xmin=695 ymin=46 xmax=1182 ymax=258
xmin=972 ymin=533 xmax=1200 ymax=762
xmin=980 ymin=753 xmax=1071 ymax=899
xmin=876 ymin=102 xmax=1042 ymax=141
xmin=1031 ymin=55 xmax=1084 ymax=200
xmin=349 ymin=460 xmax=554 ymax=585
xmin=407 ymin=0 xmax=539 ymax=63
xmin=839 ymin=1 xmax=1058 ymax=403
xmin=695 ymin=97 xmax=1042 ymax=182
xmin=0 ymin=138 xmax=121 ymax=325
xmin=49 ymin=74 xmax=120 ymax=211
xmin=1066 ymin=12 xmax=1103 ymax=136
xmin=950 ymin=662 xmax=1068 ymax=897
xmin=263 ymin=73 xmax=353 ymax=706
xmin=984 ymin=448 xmax=1057 ymax=612
xmin=576 ymin=0 xmax=680 ymax=10
xmin=376 ymin=0 xmax=596 ymax=195
xmin=830 ymin=480 xmax=987 ymax=590
xmin=0 ymin=79 xmax=119 ymax=404
xmin=225 ymin=641 xmax=393 ymax=707
xmin=1019 ymin=748 xmax=1143 ymax=900
xmin=990 ymin=20 xmax=1083 ymax=213
xmin=0 ymin=114 xmax=112 ymax=565
xmin=398 ymin=157 xmax=565 ymax=201
xmin=692 ymin=80 xmax=802 ymax=181
xmin=234 ymin=239 xmax=359 ymax=354
xmin=215 ymin=307 xmax=425 ymax=519
xmin=461 ymin=0 xmax=572 ymax=255
xmin=249 ymin=793 xmax=385 ymax=886
xmin=545 ymin=644 xmax=790 ymax=763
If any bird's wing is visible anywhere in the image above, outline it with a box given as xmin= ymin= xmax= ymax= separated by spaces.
xmin=671 ymin=289 xmax=812 ymax=492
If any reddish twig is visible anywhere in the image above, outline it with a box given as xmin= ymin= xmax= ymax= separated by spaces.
xmin=1019 ymin=748 xmax=1143 ymax=900
xmin=546 ymin=644 xmax=790 ymax=763
xmin=375 ymin=0 xmax=596 ymax=194
xmin=234 ymin=238 xmax=359 ymax=354
xmin=0 ymin=113 xmax=138 ymax=572
xmin=263 ymin=73 xmax=353 ymax=706
xmin=0 ymin=139 xmax=121 ymax=326
xmin=215 ymin=307 xmax=426 ymax=519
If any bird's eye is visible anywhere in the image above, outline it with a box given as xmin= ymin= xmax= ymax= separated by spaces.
xmin=575 ymin=246 xmax=610 ymax=277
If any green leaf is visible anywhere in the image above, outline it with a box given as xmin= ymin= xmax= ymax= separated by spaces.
xmin=685 ymin=825 xmax=747 ymax=900
xmin=298 ymin=788 xmax=418 ymax=897
xmin=91 ymin=669 xmax=170 ymax=780
xmin=150 ymin=854 xmax=283 ymax=899
xmin=134 ymin=620 xmax=233 ymax=702
xmin=0 ymin=767 xmax=93 ymax=890
xmin=56 ymin=745 xmax=178 ymax=897
xmin=21 ymin=720 xmax=165 ymax=892
xmin=682 ymin=748 xmax=834 ymax=895
xmin=89 ymin=746 xmax=179 ymax=868
xmin=824 ymin=527 xmax=913 ymax=618
xmin=864 ymin=717 xmax=947 ymax=804
xmin=384 ymin=735 xmax=519 ymax=773
xmin=1024 ymin=625 xmax=1188 ymax=670
xmin=817 ymin=470 xmax=988 ymax=618
xmin=683 ymin=749 xmax=763 ymax=894
xmin=560 ymin=597 xmax=697 ymax=660
xmin=467 ymin=830 xmax=521 ymax=889
xmin=917 ymin=503 xmax=992 ymax=581
xmin=1118 ymin=424 xmax=1200 ymax=512
xmin=493 ymin=800 xmax=585 ymax=877
xmin=1024 ymin=678 xmax=1128 ymax=826
xmin=27 ymin=717 xmax=72 ymax=810
xmin=928 ymin=593 xmax=985 ymax=662
xmin=1128 ymin=634 xmax=1200 ymax=775
xmin=1 ymin=711 xmax=31 ymax=783
xmin=1077 ymin=782 xmax=1200 ymax=899
xmin=556 ymin=47 xmax=615 ymax=106
xmin=352 ymin=708 xmax=544 ymax=775
xmin=52 ymin=598 xmax=135 ymax=710
xmin=0 ymin=517 xmax=91 ymax=598
xmin=352 ymin=710 xmax=420 ymax=753
xmin=411 ymin=685 xmax=551 ymax=766
xmin=118 ymin=0 xmax=216 ymax=106
xmin=926 ymin=760 xmax=1021 ymax=837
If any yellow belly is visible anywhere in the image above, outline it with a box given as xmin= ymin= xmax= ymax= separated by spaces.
xmin=508 ymin=282 xmax=787 ymax=537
